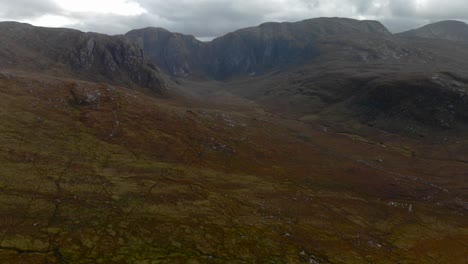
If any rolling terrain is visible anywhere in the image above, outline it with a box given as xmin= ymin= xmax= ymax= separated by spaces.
xmin=0 ymin=71 xmax=467 ymax=263
xmin=0 ymin=18 xmax=467 ymax=263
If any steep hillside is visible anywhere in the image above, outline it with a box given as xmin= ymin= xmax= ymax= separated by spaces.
xmin=0 ymin=22 xmax=167 ymax=94
xmin=398 ymin=20 xmax=468 ymax=41
xmin=125 ymin=27 xmax=206 ymax=77
xmin=126 ymin=17 xmax=391 ymax=79
xmin=140 ymin=18 xmax=468 ymax=135
xmin=206 ymin=17 xmax=391 ymax=79
xmin=210 ymin=61 xmax=468 ymax=137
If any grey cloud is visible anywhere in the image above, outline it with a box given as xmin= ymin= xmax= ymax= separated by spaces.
xmin=134 ymin=0 xmax=280 ymax=36
xmin=1 ymin=0 xmax=468 ymax=37
xmin=0 ymin=0 xmax=61 ymax=19
xmin=65 ymin=13 xmax=159 ymax=35
xmin=418 ymin=0 xmax=468 ymax=20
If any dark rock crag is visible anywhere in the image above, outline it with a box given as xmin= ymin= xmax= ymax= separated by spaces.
xmin=126 ymin=17 xmax=391 ymax=79
xmin=0 ymin=22 xmax=166 ymax=94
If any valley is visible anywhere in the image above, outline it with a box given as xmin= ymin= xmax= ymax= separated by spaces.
xmin=0 ymin=17 xmax=467 ymax=263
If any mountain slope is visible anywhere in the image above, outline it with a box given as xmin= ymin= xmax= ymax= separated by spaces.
xmin=144 ymin=18 xmax=468 ymax=135
xmin=0 ymin=22 xmax=167 ymax=94
xmin=398 ymin=20 xmax=468 ymax=41
xmin=0 ymin=72 xmax=466 ymax=263
xmin=125 ymin=27 xmax=206 ymax=77
xmin=206 ymin=56 xmax=468 ymax=137
xmin=126 ymin=17 xmax=391 ymax=79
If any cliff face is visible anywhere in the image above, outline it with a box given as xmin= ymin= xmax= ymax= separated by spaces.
xmin=126 ymin=18 xmax=391 ymax=79
xmin=69 ymin=33 xmax=166 ymax=92
xmin=0 ymin=22 xmax=166 ymax=94
xmin=126 ymin=27 xmax=206 ymax=77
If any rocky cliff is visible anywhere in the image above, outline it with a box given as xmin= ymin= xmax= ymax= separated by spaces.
xmin=126 ymin=17 xmax=391 ymax=79
xmin=0 ymin=22 xmax=166 ymax=93
xmin=126 ymin=27 xmax=206 ymax=77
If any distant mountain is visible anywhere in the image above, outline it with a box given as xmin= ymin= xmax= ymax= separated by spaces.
xmin=126 ymin=17 xmax=391 ymax=79
xmin=0 ymin=22 xmax=166 ymax=93
xmin=150 ymin=18 xmax=468 ymax=134
xmin=2 ymin=18 xmax=468 ymax=134
xmin=398 ymin=20 xmax=468 ymax=41
xmin=125 ymin=27 xmax=205 ymax=77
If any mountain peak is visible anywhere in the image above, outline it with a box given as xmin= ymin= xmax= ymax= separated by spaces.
xmin=126 ymin=17 xmax=392 ymax=78
xmin=398 ymin=20 xmax=468 ymax=41
xmin=301 ymin=17 xmax=390 ymax=33
xmin=237 ymin=17 xmax=390 ymax=37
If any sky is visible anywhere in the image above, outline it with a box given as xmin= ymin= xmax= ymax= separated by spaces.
xmin=0 ymin=0 xmax=466 ymax=40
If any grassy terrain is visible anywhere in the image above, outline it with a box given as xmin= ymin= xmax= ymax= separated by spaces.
xmin=0 ymin=73 xmax=466 ymax=263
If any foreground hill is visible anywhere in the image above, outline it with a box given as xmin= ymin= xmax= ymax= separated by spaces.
xmin=0 ymin=22 xmax=166 ymax=94
xmin=0 ymin=72 xmax=466 ymax=263
xmin=398 ymin=20 xmax=468 ymax=41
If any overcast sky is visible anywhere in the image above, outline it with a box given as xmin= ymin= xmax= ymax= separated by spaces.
xmin=0 ymin=0 xmax=467 ymax=40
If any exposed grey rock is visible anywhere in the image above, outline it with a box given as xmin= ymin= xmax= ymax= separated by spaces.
xmin=0 ymin=22 xmax=167 ymax=94
xmin=126 ymin=17 xmax=391 ymax=80
xmin=0 ymin=72 xmax=15 ymax=80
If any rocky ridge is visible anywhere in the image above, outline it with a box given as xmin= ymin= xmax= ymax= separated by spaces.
xmin=126 ymin=17 xmax=392 ymax=79
xmin=0 ymin=22 xmax=167 ymax=94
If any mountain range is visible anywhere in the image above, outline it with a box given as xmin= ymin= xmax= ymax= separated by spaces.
xmin=2 ymin=18 xmax=467 ymax=135
xmin=126 ymin=18 xmax=391 ymax=78
xmin=126 ymin=18 xmax=468 ymax=79
xmin=398 ymin=20 xmax=468 ymax=41
xmin=0 ymin=17 xmax=467 ymax=263
xmin=129 ymin=18 xmax=468 ymax=135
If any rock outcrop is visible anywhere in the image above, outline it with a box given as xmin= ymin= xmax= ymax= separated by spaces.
xmin=126 ymin=17 xmax=391 ymax=79
xmin=0 ymin=22 xmax=166 ymax=94
xmin=126 ymin=27 xmax=206 ymax=77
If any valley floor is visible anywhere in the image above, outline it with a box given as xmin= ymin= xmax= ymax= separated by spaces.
xmin=0 ymin=73 xmax=467 ymax=263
